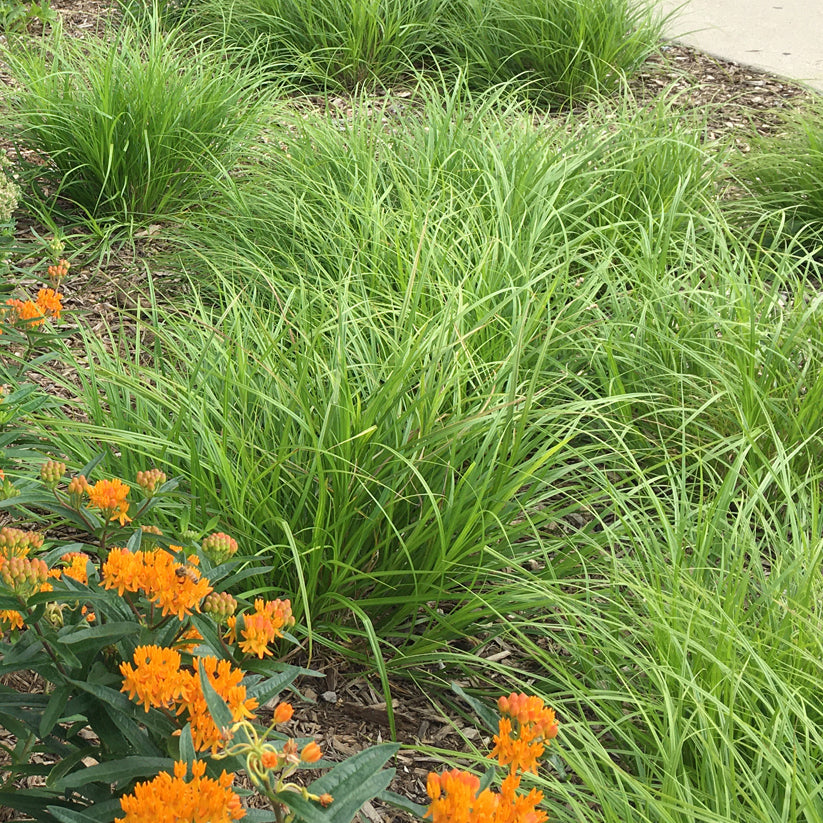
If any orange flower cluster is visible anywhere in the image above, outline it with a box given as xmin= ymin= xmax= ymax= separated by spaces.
xmin=47 ymin=258 xmax=70 ymax=286
xmin=176 ymin=625 xmax=204 ymax=653
xmin=183 ymin=657 xmax=259 ymax=752
xmin=116 ymin=759 xmax=244 ymax=823
xmin=0 ymin=609 xmax=24 ymax=631
xmin=120 ymin=645 xmax=187 ymax=712
xmin=120 ymin=646 xmax=259 ymax=753
xmin=427 ymin=771 xmax=547 ymax=823
xmin=2 ymin=287 xmax=63 ymax=331
xmin=491 ymin=693 xmax=558 ymax=774
xmin=87 ymin=478 xmax=132 ymax=526
xmin=36 ymin=288 xmax=63 ymax=319
xmin=102 ymin=547 xmax=212 ymax=619
xmin=225 ymin=598 xmax=294 ymax=659
xmin=60 ymin=552 xmax=91 ymax=585
xmin=426 ymin=694 xmax=558 ymax=823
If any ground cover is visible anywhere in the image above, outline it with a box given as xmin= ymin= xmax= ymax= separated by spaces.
xmin=1 ymin=0 xmax=823 ymax=821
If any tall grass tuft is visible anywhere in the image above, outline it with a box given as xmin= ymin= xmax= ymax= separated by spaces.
xmin=730 ymin=98 xmax=823 ymax=251
xmin=443 ymin=0 xmax=666 ymax=104
xmin=1 ymin=11 xmax=269 ymax=234
xmin=25 ymin=84 xmax=721 ymax=638
xmin=399 ymin=239 xmax=823 ymax=822
xmin=198 ymin=0 xmax=449 ymax=90
xmin=192 ymin=0 xmax=664 ymax=101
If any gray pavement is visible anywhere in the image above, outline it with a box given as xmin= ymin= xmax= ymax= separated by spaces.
xmin=655 ymin=0 xmax=823 ymax=92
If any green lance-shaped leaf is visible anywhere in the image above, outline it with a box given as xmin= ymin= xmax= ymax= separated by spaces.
xmin=55 ymin=756 xmax=175 ymax=791
xmin=276 ymin=743 xmax=399 ymax=823
xmin=450 ymin=682 xmax=500 ymax=734
xmin=38 ymin=685 xmax=71 ymax=738
xmin=197 ymin=658 xmax=253 ymax=748
xmin=178 ymin=723 xmax=196 ymax=768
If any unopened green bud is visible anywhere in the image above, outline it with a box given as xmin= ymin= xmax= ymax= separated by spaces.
xmin=202 ymin=591 xmax=238 ymax=622
xmin=135 ymin=468 xmax=167 ymax=496
xmin=0 ymin=556 xmax=49 ymax=599
xmin=0 ymin=526 xmax=44 ymax=557
xmin=40 ymin=460 xmax=66 ymax=486
xmin=201 ymin=532 xmax=239 ymax=564
xmin=0 ymin=478 xmax=19 ymax=500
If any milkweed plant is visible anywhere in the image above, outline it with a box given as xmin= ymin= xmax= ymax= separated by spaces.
xmin=0 ymin=258 xmax=560 ymax=823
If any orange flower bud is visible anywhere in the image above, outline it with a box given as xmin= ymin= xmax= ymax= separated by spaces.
xmin=300 ymin=742 xmax=322 ymax=763
xmin=67 ymin=474 xmax=90 ymax=498
xmin=273 ymin=702 xmax=294 ymax=724
xmin=261 ymin=749 xmax=281 ymax=770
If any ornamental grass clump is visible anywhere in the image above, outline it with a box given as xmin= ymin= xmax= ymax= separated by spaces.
xmin=200 ymin=0 xmax=448 ymax=91
xmin=443 ymin=0 xmax=666 ymax=105
xmin=1 ymin=10 xmax=269 ymax=233
xmin=730 ymin=96 xmax=823 ymax=251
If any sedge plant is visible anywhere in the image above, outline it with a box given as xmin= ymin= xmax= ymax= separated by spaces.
xmin=1 ymin=7 xmax=270 ymax=239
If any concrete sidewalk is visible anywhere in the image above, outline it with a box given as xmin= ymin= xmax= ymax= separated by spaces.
xmin=656 ymin=0 xmax=823 ymax=93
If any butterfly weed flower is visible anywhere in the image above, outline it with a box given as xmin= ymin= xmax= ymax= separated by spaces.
xmin=427 ymin=769 xmax=548 ymax=823
xmin=179 ymin=657 xmax=258 ymax=754
xmin=426 ymin=694 xmax=557 ymax=823
xmin=146 ymin=549 xmax=212 ymax=620
xmin=101 ymin=547 xmax=146 ymax=597
xmin=491 ymin=693 xmax=558 ymax=774
xmin=36 ymin=288 xmax=63 ymax=319
xmin=4 ymin=297 xmax=45 ymax=329
xmin=60 ymin=552 xmax=91 ymax=585
xmin=119 ymin=645 xmax=186 ymax=712
xmin=102 ymin=547 xmax=212 ymax=619
xmin=175 ymin=625 xmax=204 ymax=653
xmin=0 ymin=609 xmax=24 ymax=633
xmin=116 ymin=759 xmax=244 ymax=823
xmin=225 ymin=598 xmax=294 ymax=659
xmin=87 ymin=477 xmax=132 ymax=526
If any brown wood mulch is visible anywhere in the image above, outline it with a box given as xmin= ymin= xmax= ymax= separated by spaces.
xmin=0 ymin=1 xmax=820 ymax=820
